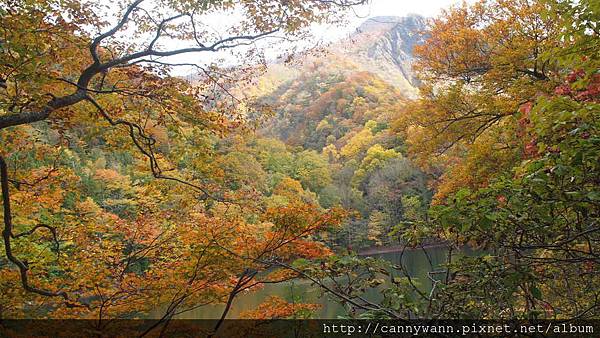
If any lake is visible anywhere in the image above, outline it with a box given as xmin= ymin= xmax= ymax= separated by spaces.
xmin=161 ymin=246 xmax=453 ymax=319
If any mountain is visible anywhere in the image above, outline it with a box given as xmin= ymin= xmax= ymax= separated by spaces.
xmin=337 ymin=15 xmax=426 ymax=98
xmin=205 ymin=15 xmax=431 ymax=249
xmin=247 ymin=15 xmax=431 ymax=249
xmin=254 ymin=15 xmax=426 ymax=150
xmin=246 ymin=14 xmax=426 ymax=99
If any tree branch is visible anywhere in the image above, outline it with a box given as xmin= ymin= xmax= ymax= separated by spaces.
xmin=89 ymin=0 xmax=145 ymax=65
xmin=85 ymin=95 xmax=225 ymax=202
xmin=13 ymin=224 xmax=60 ymax=252
xmin=208 ymin=268 xmax=257 ymax=338
xmin=1 ymin=155 xmax=68 ymax=299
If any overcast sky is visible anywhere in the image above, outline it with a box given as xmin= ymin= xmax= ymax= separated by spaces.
xmin=165 ymin=0 xmax=467 ymax=75
xmin=310 ymin=0 xmax=465 ymax=42
xmin=347 ymin=0 xmax=464 ymax=23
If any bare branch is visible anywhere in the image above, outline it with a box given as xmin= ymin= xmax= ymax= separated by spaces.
xmin=89 ymin=0 xmax=145 ymax=65
xmin=147 ymin=13 xmax=188 ymax=51
xmin=85 ymin=95 xmax=226 ymax=202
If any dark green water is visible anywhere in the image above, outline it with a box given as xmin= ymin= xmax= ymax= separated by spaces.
xmin=165 ymin=246 xmax=451 ymax=319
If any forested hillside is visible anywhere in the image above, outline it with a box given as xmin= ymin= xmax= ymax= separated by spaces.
xmin=253 ymin=62 xmax=429 ymax=248
xmin=242 ymin=15 xmax=432 ymax=249
xmin=1 ymin=0 xmax=599 ymax=331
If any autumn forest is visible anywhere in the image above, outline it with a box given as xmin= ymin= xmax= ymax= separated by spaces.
xmin=1 ymin=0 xmax=599 ymax=335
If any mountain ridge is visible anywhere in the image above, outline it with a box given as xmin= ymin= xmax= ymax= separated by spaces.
xmin=253 ymin=14 xmax=427 ymax=150
xmin=339 ymin=14 xmax=426 ymax=97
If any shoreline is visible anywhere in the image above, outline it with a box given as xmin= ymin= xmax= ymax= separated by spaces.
xmin=357 ymin=242 xmax=450 ymax=256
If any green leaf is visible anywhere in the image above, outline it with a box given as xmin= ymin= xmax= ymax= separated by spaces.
xmin=587 ymin=191 xmax=600 ymax=201
xmin=531 ymin=286 xmax=543 ymax=300
xmin=291 ymin=258 xmax=309 ymax=268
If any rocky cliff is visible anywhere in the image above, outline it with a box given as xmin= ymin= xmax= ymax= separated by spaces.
xmin=336 ymin=15 xmax=426 ymax=98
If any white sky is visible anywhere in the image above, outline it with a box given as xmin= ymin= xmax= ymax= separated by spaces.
xmin=343 ymin=0 xmax=463 ymax=29
xmin=353 ymin=0 xmax=462 ymax=17
xmin=161 ymin=0 xmax=468 ymax=75
xmin=310 ymin=0 xmax=465 ymax=43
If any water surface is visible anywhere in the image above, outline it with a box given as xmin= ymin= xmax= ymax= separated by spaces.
xmin=167 ymin=246 xmax=452 ymax=319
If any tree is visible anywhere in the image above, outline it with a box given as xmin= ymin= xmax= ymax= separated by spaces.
xmin=367 ymin=210 xmax=390 ymax=246
xmin=213 ymin=151 xmax=268 ymax=192
xmin=352 ymin=144 xmax=399 ymax=187
xmin=340 ymin=124 xmax=375 ymax=158
xmin=380 ymin=0 xmax=600 ymax=320
xmin=293 ymin=149 xmax=332 ymax=194
xmin=270 ymin=177 xmax=318 ymax=206
xmin=365 ymin=158 xmax=430 ymax=227
xmin=265 ymin=0 xmax=599 ymax=322
xmin=396 ymin=0 xmax=562 ymax=200
xmin=0 ymin=0 xmax=365 ymax=327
